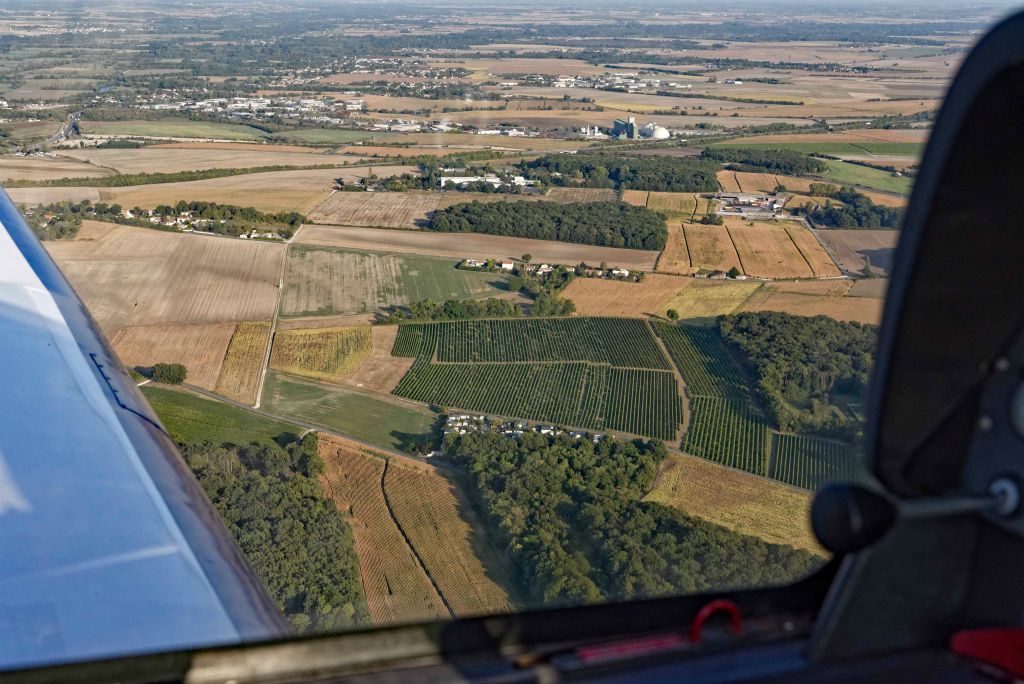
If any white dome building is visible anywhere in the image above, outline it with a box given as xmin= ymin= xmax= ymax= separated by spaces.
xmin=640 ymin=122 xmax=671 ymax=140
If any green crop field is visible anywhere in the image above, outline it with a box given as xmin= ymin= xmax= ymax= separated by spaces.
xmin=392 ymin=324 xmax=425 ymax=357
xmin=80 ymin=118 xmax=270 ymax=141
xmin=684 ymin=397 xmax=770 ymax=474
xmin=653 ymin=322 xmax=747 ymax=397
xmin=815 ymin=160 xmax=913 ymax=195
xmin=709 ymin=141 xmax=923 ymax=157
xmin=654 ymin=322 xmax=771 ymax=474
xmin=769 ymin=433 xmax=862 ymax=490
xmin=260 ymin=371 xmax=437 ymax=451
xmin=428 ymin=317 xmax=671 ymax=369
xmin=390 ymin=317 xmax=682 ymax=440
xmin=141 ymin=385 xmax=300 ymax=446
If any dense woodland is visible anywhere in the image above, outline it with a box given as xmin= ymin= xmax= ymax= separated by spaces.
xmin=805 ymin=186 xmax=903 ymax=228
xmin=719 ymin=312 xmax=877 ymax=439
xmin=701 ymin=148 xmax=829 ymax=176
xmin=519 ymin=154 xmax=720 ymax=192
xmin=181 ymin=434 xmax=369 ymax=633
xmin=448 ymin=431 xmax=818 ymax=606
xmin=428 ymin=200 xmax=668 ymax=250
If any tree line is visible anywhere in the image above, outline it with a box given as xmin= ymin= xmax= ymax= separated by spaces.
xmin=701 ymin=148 xmax=829 ymax=176
xmin=447 ymin=431 xmax=818 ymax=607
xmin=428 ymin=200 xmax=668 ymax=250
xmin=519 ymin=154 xmax=720 ymax=193
xmin=719 ymin=311 xmax=878 ymax=439
xmin=804 ymin=185 xmax=903 ymax=228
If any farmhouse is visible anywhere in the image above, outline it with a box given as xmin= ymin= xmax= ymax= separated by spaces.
xmin=499 ymin=260 xmax=515 ymax=271
xmin=716 ymin=192 xmax=787 ymax=217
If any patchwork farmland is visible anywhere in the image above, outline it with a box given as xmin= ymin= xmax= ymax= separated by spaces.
xmin=280 ymin=245 xmax=505 ymax=318
xmin=391 ymin=318 xmax=682 ymax=440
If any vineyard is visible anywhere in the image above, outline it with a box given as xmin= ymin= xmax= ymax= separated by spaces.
xmin=428 ymin=317 xmax=670 ymax=369
xmin=655 ymin=321 xmax=862 ymax=489
xmin=390 ymin=317 xmax=682 ymax=440
xmin=684 ymin=397 xmax=770 ymax=474
xmin=769 ymin=433 xmax=861 ymax=490
xmin=654 ymin=322 xmax=769 ymax=474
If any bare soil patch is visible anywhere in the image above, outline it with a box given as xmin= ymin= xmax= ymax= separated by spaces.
xmin=111 ymin=322 xmax=236 ymax=390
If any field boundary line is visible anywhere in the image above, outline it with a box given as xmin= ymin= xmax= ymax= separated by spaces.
xmin=253 ymin=242 xmax=289 ymax=408
xmin=722 ymin=223 xmax=748 ymax=276
xmin=783 ymin=225 xmax=817 ymax=277
xmin=648 ymin=320 xmax=688 ymax=440
xmin=379 ymin=460 xmax=455 ymax=618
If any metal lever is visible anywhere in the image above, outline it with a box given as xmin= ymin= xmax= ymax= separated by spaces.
xmin=812 ymin=478 xmax=1020 ymax=555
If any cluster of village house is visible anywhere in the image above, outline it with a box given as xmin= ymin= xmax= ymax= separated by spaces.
xmin=460 ymin=259 xmax=632 ymax=279
xmin=443 ymin=414 xmax=607 ymax=443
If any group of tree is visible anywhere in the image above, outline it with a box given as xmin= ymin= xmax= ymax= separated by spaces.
xmin=25 ymin=198 xmax=303 ymax=240
xmin=152 ymin=363 xmax=187 ymax=384
xmin=447 ymin=431 xmax=818 ymax=606
xmin=719 ymin=311 xmax=878 ymax=439
xmin=518 ymin=154 xmax=720 ymax=192
xmin=181 ymin=434 xmax=369 ymax=633
xmin=428 ymin=200 xmax=668 ymax=251
xmin=804 ymin=185 xmax=903 ymax=228
xmin=382 ymin=297 xmax=523 ymax=323
xmin=700 ymin=148 xmax=829 ymax=176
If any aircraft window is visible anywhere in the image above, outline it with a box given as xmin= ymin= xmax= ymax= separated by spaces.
xmin=0 ymin=0 xmax=1002 ymax=673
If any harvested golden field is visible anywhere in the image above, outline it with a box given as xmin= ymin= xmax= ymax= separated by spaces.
xmin=294 ymin=224 xmax=660 ymax=272
xmin=562 ymin=274 xmax=688 ymax=316
xmin=784 ymin=225 xmax=841 ymax=277
xmin=62 ymin=146 xmax=347 ymax=174
xmin=817 ymin=229 xmax=899 ymax=276
xmin=722 ymin=128 xmax=929 ymax=145
xmin=345 ymin=325 xmax=415 ymax=393
xmin=544 ymin=187 xmax=617 ymax=203
xmin=152 ymin=141 xmax=322 ymax=153
xmin=336 ymin=145 xmax=476 ymax=157
xmin=384 ymin=459 xmax=516 ymax=617
xmin=8 ymin=187 xmax=101 ymax=205
xmin=438 ymin=56 xmax=610 ymax=77
xmin=308 ymin=191 xmax=448 ymax=229
xmin=733 ymin=172 xmax=784 ymax=193
xmin=738 ymin=283 xmax=883 ymax=324
xmin=620 ymin=189 xmax=649 ymax=206
xmin=215 ymin=321 xmax=272 ymax=404
xmin=318 ymin=436 xmax=449 ymax=625
xmin=0 ymin=155 xmax=112 ymax=181
xmin=111 ymin=323 xmax=236 ymax=390
xmin=307 ymin=190 xmax=563 ymax=229
xmin=657 ymin=222 xmax=694 ymax=275
xmin=71 ymin=219 xmax=119 ymax=241
xmin=277 ymin=313 xmax=375 ymax=330
xmin=270 ymin=326 xmax=372 ymax=384
xmin=724 ymin=219 xmax=813 ymax=279
xmin=683 ymin=223 xmax=742 ymax=274
xmin=102 ymin=166 xmax=413 ymax=214
xmin=769 ymin=280 xmax=853 ymax=296
xmin=661 ymin=279 xmax=762 ymax=322
xmin=645 ymin=452 xmax=821 ymax=554
xmin=717 ymin=170 xmax=741 ymax=192
xmin=860 ymin=190 xmax=908 ymax=208
xmin=646 ymin=192 xmax=701 ymax=218
xmin=44 ymin=224 xmax=284 ymax=332
xmin=849 ymin=278 xmax=888 ymax=299
xmin=381 ymin=131 xmax=585 ymax=151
